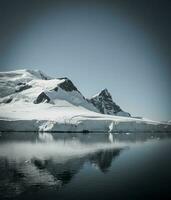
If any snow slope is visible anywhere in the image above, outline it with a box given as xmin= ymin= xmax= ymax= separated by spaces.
xmin=0 ymin=69 xmax=51 ymax=98
xmin=0 ymin=69 xmax=170 ymax=132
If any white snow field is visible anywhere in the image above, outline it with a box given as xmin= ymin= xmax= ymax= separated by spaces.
xmin=0 ymin=69 xmax=170 ymax=132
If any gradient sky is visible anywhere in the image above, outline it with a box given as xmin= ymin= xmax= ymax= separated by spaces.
xmin=0 ymin=0 xmax=170 ymax=121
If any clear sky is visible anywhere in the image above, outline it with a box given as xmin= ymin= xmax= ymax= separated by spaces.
xmin=0 ymin=0 xmax=170 ymax=121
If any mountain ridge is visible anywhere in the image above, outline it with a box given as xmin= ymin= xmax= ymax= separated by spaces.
xmin=0 ymin=69 xmax=130 ymax=117
xmin=0 ymin=69 xmax=170 ymax=132
xmin=88 ymin=88 xmax=131 ymax=117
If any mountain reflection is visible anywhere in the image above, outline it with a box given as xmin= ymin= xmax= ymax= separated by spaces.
xmin=0 ymin=132 xmax=125 ymax=198
xmin=89 ymin=149 xmax=121 ymax=173
xmin=0 ymin=132 xmax=170 ymax=199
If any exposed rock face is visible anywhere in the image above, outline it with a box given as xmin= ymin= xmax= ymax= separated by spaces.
xmin=15 ymin=84 xmax=32 ymax=93
xmin=53 ymin=87 xmax=58 ymax=92
xmin=1 ymin=97 xmax=13 ymax=104
xmin=89 ymin=89 xmax=131 ymax=117
xmin=34 ymin=92 xmax=51 ymax=104
xmin=58 ymin=78 xmax=79 ymax=92
xmin=39 ymin=71 xmax=48 ymax=80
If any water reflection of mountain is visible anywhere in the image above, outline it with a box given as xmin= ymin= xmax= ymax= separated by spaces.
xmin=89 ymin=149 xmax=121 ymax=173
xmin=0 ymin=132 xmax=123 ymax=199
xmin=31 ymin=156 xmax=85 ymax=185
xmin=31 ymin=147 xmax=122 ymax=185
xmin=0 ymin=131 xmax=170 ymax=143
xmin=0 ymin=149 xmax=122 ymax=198
xmin=0 ymin=131 xmax=170 ymax=199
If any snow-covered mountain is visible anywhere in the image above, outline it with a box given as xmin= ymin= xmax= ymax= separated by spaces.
xmin=0 ymin=69 xmax=51 ymax=98
xmin=0 ymin=69 xmax=170 ymax=132
xmin=0 ymin=69 xmax=97 ymax=112
xmin=88 ymin=89 xmax=130 ymax=117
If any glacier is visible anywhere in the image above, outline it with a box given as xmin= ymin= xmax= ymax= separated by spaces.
xmin=0 ymin=69 xmax=170 ymax=133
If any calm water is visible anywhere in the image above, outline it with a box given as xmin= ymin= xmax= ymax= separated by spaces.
xmin=0 ymin=132 xmax=171 ymax=200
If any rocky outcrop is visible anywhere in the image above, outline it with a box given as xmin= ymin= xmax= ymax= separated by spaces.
xmin=34 ymin=92 xmax=51 ymax=104
xmin=89 ymin=89 xmax=131 ymax=117
xmin=15 ymin=84 xmax=32 ymax=92
xmin=58 ymin=78 xmax=79 ymax=92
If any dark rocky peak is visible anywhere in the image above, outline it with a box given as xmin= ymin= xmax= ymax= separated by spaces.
xmin=98 ymin=88 xmax=112 ymax=98
xmin=89 ymin=89 xmax=124 ymax=115
xmin=100 ymin=88 xmax=110 ymax=94
xmin=58 ymin=77 xmax=80 ymax=92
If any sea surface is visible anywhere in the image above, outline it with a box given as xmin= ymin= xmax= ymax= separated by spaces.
xmin=0 ymin=132 xmax=171 ymax=200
